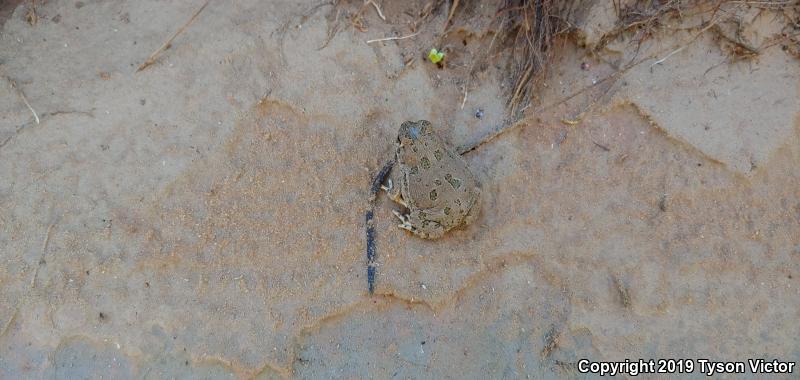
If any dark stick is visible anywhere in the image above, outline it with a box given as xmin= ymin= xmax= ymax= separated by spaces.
xmin=365 ymin=158 xmax=394 ymax=294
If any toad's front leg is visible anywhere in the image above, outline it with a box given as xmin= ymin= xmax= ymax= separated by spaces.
xmin=391 ymin=209 xmax=415 ymax=232
xmin=381 ymin=178 xmax=408 ymax=208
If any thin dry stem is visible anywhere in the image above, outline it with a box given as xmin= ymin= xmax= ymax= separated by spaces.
xmin=503 ymin=0 xmax=564 ymax=114
xmin=650 ymin=18 xmax=720 ymax=67
xmin=27 ymin=0 xmax=38 ymax=26
xmin=31 ymin=223 xmax=55 ymax=288
xmin=276 ymin=1 xmax=335 ymax=65
xmin=728 ymin=0 xmax=796 ymax=8
xmin=445 ymin=0 xmax=461 ymax=30
xmin=0 ymin=308 xmax=18 ymax=340
xmin=366 ymin=32 xmax=420 ymax=44
xmin=319 ymin=8 xmax=343 ymax=50
xmin=366 ymin=0 xmax=386 ymax=21
xmin=5 ymin=76 xmax=39 ymax=124
xmin=137 ymin=0 xmax=212 ymax=72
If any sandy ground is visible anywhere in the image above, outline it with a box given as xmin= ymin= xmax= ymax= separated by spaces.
xmin=1 ymin=0 xmax=798 ymax=378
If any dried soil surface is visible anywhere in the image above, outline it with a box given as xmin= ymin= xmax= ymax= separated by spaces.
xmin=0 ymin=0 xmax=798 ymax=378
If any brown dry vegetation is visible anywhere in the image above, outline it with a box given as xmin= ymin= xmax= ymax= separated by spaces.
xmin=319 ymin=0 xmax=799 ymax=121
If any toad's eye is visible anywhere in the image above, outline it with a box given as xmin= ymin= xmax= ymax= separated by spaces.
xmin=409 ymin=126 xmax=420 ymax=140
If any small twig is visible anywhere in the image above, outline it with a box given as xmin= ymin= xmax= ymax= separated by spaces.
xmin=5 ymin=76 xmax=39 ymax=124
xmin=703 ymin=56 xmax=729 ymax=76
xmin=445 ymin=0 xmax=461 ymax=30
xmin=650 ymin=45 xmax=688 ymax=67
xmin=366 ymin=32 xmax=420 ymax=44
xmin=541 ymin=325 xmax=561 ymax=358
xmin=592 ymin=140 xmax=610 ymax=152
xmin=318 ymin=8 xmax=342 ymax=50
xmin=612 ymin=274 xmax=632 ymax=308
xmin=650 ymin=18 xmax=719 ymax=68
xmin=27 ymin=0 xmax=38 ymax=26
xmin=365 ymin=0 xmax=386 ymax=21
xmin=31 ymin=222 xmax=55 ymax=288
xmin=275 ymin=1 xmax=335 ymax=66
xmin=0 ymin=308 xmax=18 ymax=340
xmin=509 ymin=64 xmax=533 ymax=114
xmin=562 ymin=72 xmax=622 ymax=126
xmin=137 ymin=0 xmax=212 ymax=72
xmin=350 ymin=2 xmax=371 ymax=32
xmin=0 ymin=109 xmax=95 ymax=151
xmin=727 ymin=0 xmax=795 ymax=8
xmin=758 ymin=30 xmax=800 ymax=51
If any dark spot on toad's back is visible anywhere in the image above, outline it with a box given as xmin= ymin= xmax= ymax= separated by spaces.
xmin=446 ymin=173 xmax=462 ymax=190
xmin=421 ymin=156 xmax=431 ymax=169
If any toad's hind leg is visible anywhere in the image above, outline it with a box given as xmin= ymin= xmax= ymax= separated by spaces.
xmin=381 ymin=178 xmax=408 ymax=208
xmin=462 ymin=189 xmax=482 ymax=226
xmin=407 ymin=211 xmax=446 ymax=239
xmin=417 ymin=221 xmax=445 ymax=239
xmin=391 ymin=210 xmax=415 ymax=233
xmin=393 ymin=210 xmax=445 ymax=239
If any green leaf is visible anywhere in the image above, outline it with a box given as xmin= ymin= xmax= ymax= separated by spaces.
xmin=428 ymin=48 xmax=445 ymax=64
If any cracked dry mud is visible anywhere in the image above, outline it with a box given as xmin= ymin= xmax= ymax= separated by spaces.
xmin=1 ymin=0 xmax=798 ymax=378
